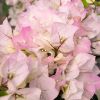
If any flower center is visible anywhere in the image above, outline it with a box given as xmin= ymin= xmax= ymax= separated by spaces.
xmin=8 ymin=73 xmax=14 ymax=80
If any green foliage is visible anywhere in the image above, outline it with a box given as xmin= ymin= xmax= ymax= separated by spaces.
xmin=0 ymin=91 xmax=8 ymax=97
xmin=82 ymin=0 xmax=89 ymax=8
xmin=94 ymin=1 xmax=100 ymax=6
xmin=0 ymin=86 xmax=8 ymax=97
xmin=2 ymin=1 xmax=10 ymax=16
xmin=82 ymin=0 xmax=100 ymax=8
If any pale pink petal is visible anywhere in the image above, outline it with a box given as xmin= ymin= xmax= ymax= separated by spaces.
xmin=63 ymin=80 xmax=84 ymax=100
xmin=1 ymin=51 xmax=29 ymax=87
xmin=78 ymin=73 xmax=100 ymax=98
xmin=12 ymin=26 xmax=37 ymax=50
xmin=74 ymin=37 xmax=91 ymax=55
xmin=0 ymin=18 xmax=12 ymax=37
xmin=17 ymin=88 xmax=41 ymax=100
xmin=0 ymin=95 xmax=12 ymax=100
xmin=30 ymin=74 xmax=59 ymax=100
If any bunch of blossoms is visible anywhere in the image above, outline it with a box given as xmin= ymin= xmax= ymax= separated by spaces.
xmin=5 ymin=0 xmax=34 ymax=26
xmin=6 ymin=0 xmax=100 ymax=55
xmin=0 ymin=0 xmax=100 ymax=100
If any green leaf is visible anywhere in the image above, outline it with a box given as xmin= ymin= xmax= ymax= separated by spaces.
xmin=0 ymin=90 xmax=8 ymax=97
xmin=82 ymin=0 xmax=89 ymax=8
xmin=2 ymin=1 xmax=10 ymax=16
xmin=0 ymin=85 xmax=8 ymax=97
xmin=94 ymin=1 xmax=100 ymax=6
xmin=0 ymin=86 xmax=8 ymax=91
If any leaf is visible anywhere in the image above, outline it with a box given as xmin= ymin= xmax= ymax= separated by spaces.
xmin=82 ymin=0 xmax=89 ymax=8
xmin=0 ymin=85 xmax=8 ymax=97
xmin=94 ymin=1 xmax=100 ymax=6
xmin=2 ymin=1 xmax=10 ymax=16
xmin=0 ymin=90 xmax=8 ymax=97
xmin=0 ymin=86 xmax=8 ymax=91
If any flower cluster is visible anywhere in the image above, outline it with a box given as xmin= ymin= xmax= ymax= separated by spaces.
xmin=0 ymin=0 xmax=100 ymax=100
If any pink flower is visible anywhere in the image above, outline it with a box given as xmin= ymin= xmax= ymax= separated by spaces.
xmin=12 ymin=26 xmax=37 ymax=50
xmin=65 ymin=53 xmax=95 ymax=80
xmin=83 ymin=13 xmax=100 ymax=38
xmin=62 ymin=79 xmax=84 ymax=100
xmin=51 ymin=22 xmax=78 ymax=53
xmin=1 ymin=0 xmax=100 ymax=99
xmin=0 ymin=51 xmax=29 ymax=87
xmin=27 ymin=55 xmax=49 ymax=82
xmin=0 ymin=19 xmax=14 ymax=54
xmin=74 ymin=37 xmax=91 ymax=55
xmin=17 ymin=5 xmax=63 ymax=33
xmin=78 ymin=73 xmax=100 ymax=99
xmin=0 ymin=88 xmax=41 ymax=100
xmin=30 ymin=74 xmax=58 ymax=100
xmin=59 ymin=0 xmax=86 ymax=20
xmin=51 ymin=67 xmax=66 ymax=90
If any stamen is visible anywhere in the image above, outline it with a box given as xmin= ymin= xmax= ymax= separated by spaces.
xmin=8 ymin=73 xmax=14 ymax=80
xmin=61 ymin=83 xmax=70 ymax=93
xmin=15 ymin=94 xmax=24 ymax=99
xmin=40 ymin=48 xmax=47 ymax=52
